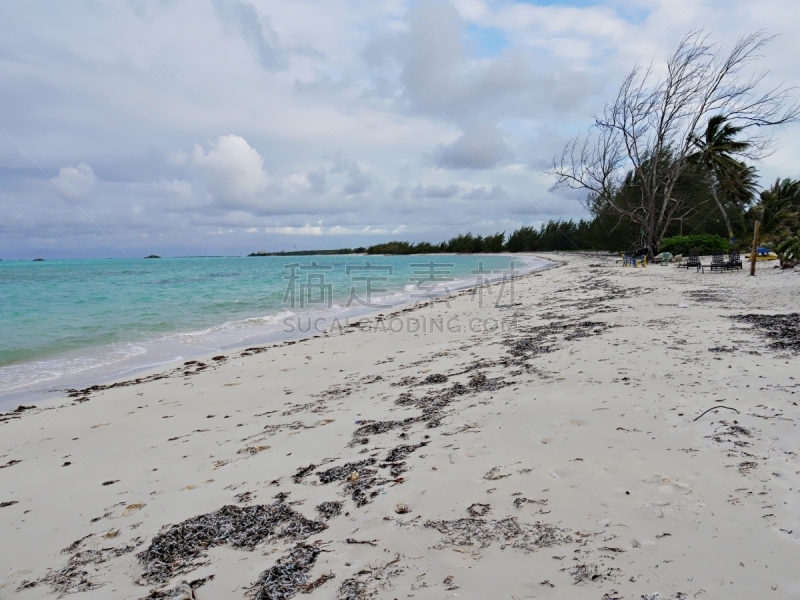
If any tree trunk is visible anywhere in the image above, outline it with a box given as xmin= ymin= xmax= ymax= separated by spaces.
xmin=708 ymin=179 xmax=733 ymax=239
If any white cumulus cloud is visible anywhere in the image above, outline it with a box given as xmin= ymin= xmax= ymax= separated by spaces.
xmin=192 ymin=135 xmax=271 ymax=206
xmin=53 ymin=163 xmax=95 ymax=199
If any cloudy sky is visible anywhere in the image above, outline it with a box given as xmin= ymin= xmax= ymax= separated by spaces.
xmin=1 ymin=0 xmax=798 ymax=258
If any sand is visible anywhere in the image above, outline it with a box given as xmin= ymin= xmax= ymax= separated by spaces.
xmin=1 ymin=253 xmax=799 ymax=600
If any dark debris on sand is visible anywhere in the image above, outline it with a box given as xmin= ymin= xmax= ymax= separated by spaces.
xmin=420 ymin=373 xmax=448 ymax=385
xmin=18 ymin=543 xmax=140 ymax=595
xmin=384 ymin=441 xmax=428 ymax=463
xmin=0 ymin=405 xmax=36 ymax=424
xmin=513 ymin=497 xmax=549 ymax=509
xmin=424 ymin=517 xmax=571 ymax=551
xmin=138 ymin=499 xmax=327 ymax=583
xmin=315 ymin=501 xmax=343 ymax=520
xmin=566 ymin=563 xmax=622 ymax=585
xmin=140 ymin=575 xmax=214 ymax=599
xmin=501 ymin=319 xmax=615 ymax=373
xmin=732 ymin=313 xmax=800 ymax=352
xmin=467 ymin=503 xmax=491 ymax=517
xmin=337 ymin=555 xmax=403 ymax=600
xmin=315 ymin=458 xmax=385 ymax=507
xmin=247 ymin=543 xmax=332 ymax=600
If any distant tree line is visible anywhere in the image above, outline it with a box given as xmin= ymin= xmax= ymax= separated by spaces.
xmin=255 ymin=166 xmax=800 ymax=257
xmin=249 ymin=248 xmax=366 ymax=256
xmin=363 ymin=173 xmax=800 ymax=256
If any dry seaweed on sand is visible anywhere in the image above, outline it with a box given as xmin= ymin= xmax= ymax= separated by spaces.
xmin=467 ymin=372 xmax=509 ymax=392
xmin=138 ymin=499 xmax=327 ymax=583
xmin=293 ymin=463 xmax=318 ymax=483
xmin=566 ymin=563 xmax=622 ymax=584
xmin=337 ymin=555 xmax=403 ymax=600
xmin=513 ymin=497 xmax=549 ymax=509
xmin=316 ymin=458 xmax=377 ymax=484
xmin=384 ymin=441 xmax=427 ymax=463
xmin=731 ymin=313 xmax=800 ymax=352
xmin=684 ymin=289 xmax=728 ymax=303
xmin=484 ymin=466 xmax=512 ymax=480
xmin=62 ymin=355 xmax=231 ymax=400
xmin=352 ymin=375 xmax=502 ymax=446
xmin=140 ymin=576 xmax=214 ymax=599
xmin=425 ymin=517 xmax=571 ymax=551
xmin=708 ymin=421 xmax=753 ymax=447
xmin=467 ymin=503 xmax=491 ymax=517
xmin=235 ymin=491 xmax=254 ymax=503
xmin=0 ymin=404 xmax=35 ymax=424
xmin=420 ymin=373 xmax=448 ymax=385
xmin=18 ymin=544 xmax=139 ymax=595
xmin=315 ymin=458 xmax=386 ymax=507
xmin=503 ymin=319 xmax=615 ymax=366
xmin=351 ymin=416 xmax=420 ymax=442
xmin=246 ymin=543 xmax=332 ymax=600
xmin=315 ymin=501 xmax=343 ymax=520
xmin=737 ymin=461 xmax=758 ymax=475
xmin=380 ymin=461 xmax=407 ymax=477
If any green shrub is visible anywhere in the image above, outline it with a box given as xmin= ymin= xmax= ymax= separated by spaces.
xmin=776 ymin=230 xmax=800 ymax=265
xmin=659 ymin=234 xmax=729 ymax=256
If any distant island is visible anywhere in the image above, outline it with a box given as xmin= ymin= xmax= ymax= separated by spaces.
xmin=33 ymin=258 xmax=45 ymax=261
xmin=144 ymin=255 xmax=161 ymax=259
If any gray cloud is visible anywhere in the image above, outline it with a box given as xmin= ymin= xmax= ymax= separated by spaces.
xmin=412 ymin=183 xmax=459 ymax=198
xmin=228 ymin=1 xmax=287 ymax=70
xmin=307 ymin=170 xmax=326 ymax=193
xmin=431 ymin=127 xmax=511 ymax=170
xmin=463 ymin=184 xmax=504 ymax=201
xmin=343 ymin=163 xmax=370 ymax=194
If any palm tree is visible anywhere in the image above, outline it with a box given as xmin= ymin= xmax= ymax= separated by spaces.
xmin=689 ymin=115 xmax=755 ymax=240
xmin=749 ymin=178 xmax=800 ymax=241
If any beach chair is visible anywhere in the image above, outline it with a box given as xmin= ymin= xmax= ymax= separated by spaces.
xmin=622 ymin=246 xmax=647 ymax=268
xmin=680 ymin=248 xmax=703 ymax=272
xmin=726 ymin=248 xmax=742 ymax=270
xmin=708 ymin=249 xmax=726 ymax=272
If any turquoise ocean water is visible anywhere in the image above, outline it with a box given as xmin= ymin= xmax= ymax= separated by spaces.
xmin=0 ymin=254 xmax=550 ymax=406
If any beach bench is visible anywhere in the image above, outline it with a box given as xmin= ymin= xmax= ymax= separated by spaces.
xmin=708 ymin=249 xmax=727 ymax=272
xmin=679 ymin=248 xmax=703 ymax=272
xmin=726 ymin=248 xmax=742 ymax=270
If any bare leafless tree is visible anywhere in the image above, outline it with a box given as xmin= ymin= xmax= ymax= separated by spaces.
xmin=549 ymin=31 xmax=798 ymax=256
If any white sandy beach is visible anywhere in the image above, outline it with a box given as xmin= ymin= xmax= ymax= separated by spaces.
xmin=1 ymin=254 xmax=799 ymax=600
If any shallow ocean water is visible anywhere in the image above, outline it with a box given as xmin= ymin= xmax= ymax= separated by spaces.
xmin=0 ymin=254 xmax=551 ymax=405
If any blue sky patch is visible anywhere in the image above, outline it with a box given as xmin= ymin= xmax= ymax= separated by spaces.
xmin=465 ymin=24 xmax=510 ymax=57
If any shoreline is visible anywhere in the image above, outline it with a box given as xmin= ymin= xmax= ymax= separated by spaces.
xmin=1 ymin=254 xmax=798 ymax=599
xmin=0 ymin=253 xmax=555 ymax=409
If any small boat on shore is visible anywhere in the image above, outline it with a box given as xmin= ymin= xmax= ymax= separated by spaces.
xmin=745 ymin=246 xmax=778 ymax=261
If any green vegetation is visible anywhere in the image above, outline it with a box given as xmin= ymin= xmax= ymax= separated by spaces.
xmin=776 ymin=230 xmax=800 ymax=267
xmin=658 ymin=235 xmax=729 ymax=256
xmin=366 ymin=233 xmax=505 ymax=255
xmin=249 ymin=248 xmax=366 ymax=256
